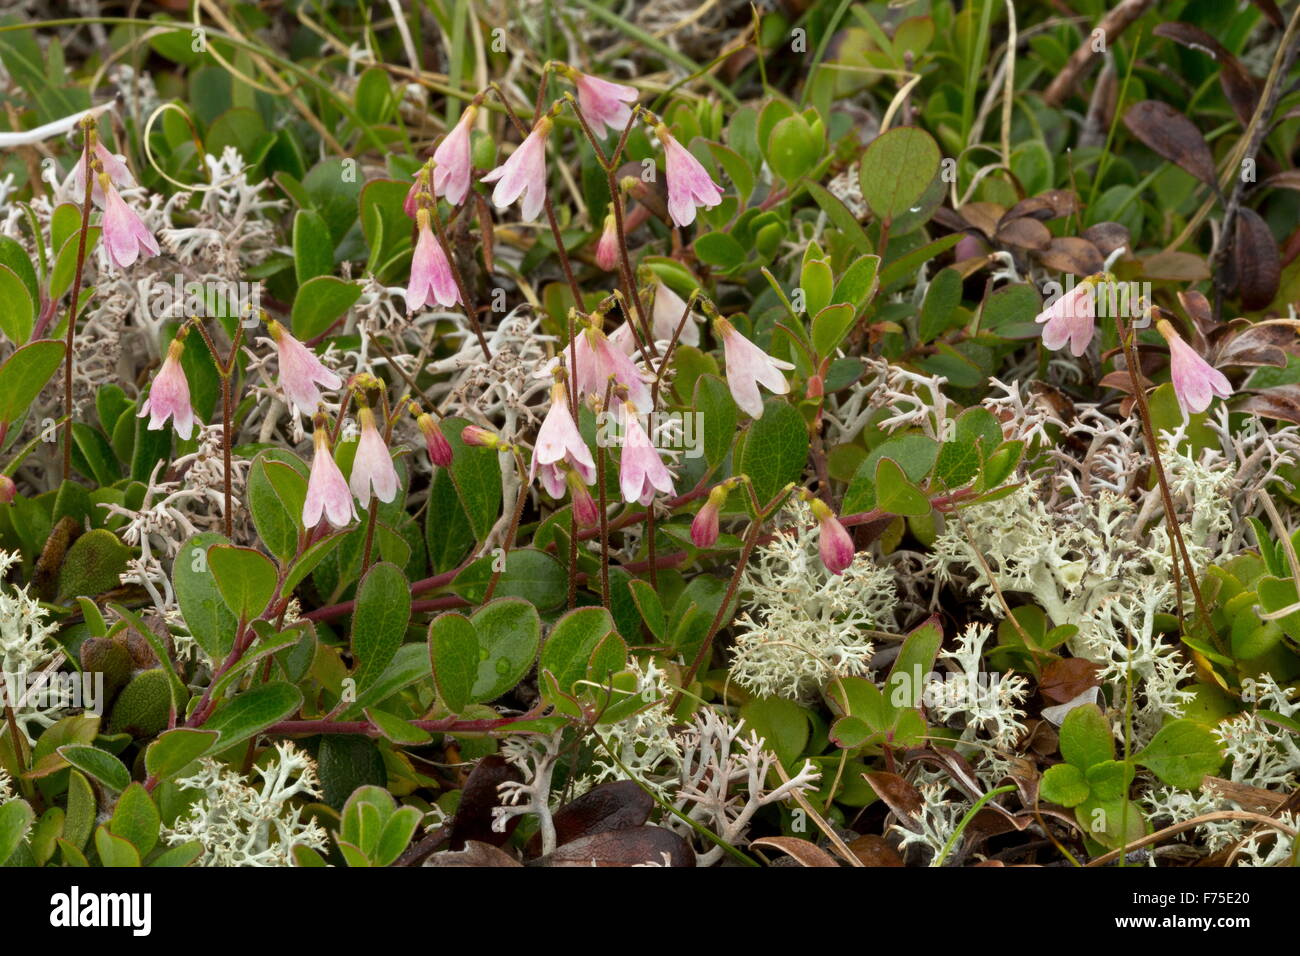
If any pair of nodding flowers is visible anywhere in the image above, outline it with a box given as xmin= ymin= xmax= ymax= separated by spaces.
xmin=690 ymin=482 xmax=857 ymax=577
xmin=139 ymin=318 xmax=436 ymax=533
xmin=401 ymin=67 xmax=726 ymax=315
xmin=1036 ymin=274 xmax=1232 ymax=418
xmin=72 ymin=139 xmax=159 ymax=270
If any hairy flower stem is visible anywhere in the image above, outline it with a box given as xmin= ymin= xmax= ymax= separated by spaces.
xmin=488 ymin=83 xmax=585 ymax=425
xmin=427 ymin=201 xmax=490 ymax=359
xmin=563 ymin=96 xmax=657 ymax=358
xmin=1114 ymin=315 xmax=1214 ymax=638
xmin=62 ymin=120 xmax=95 ymax=481
xmin=597 ymin=380 xmax=615 ymax=607
xmin=568 ymin=507 xmax=579 ymax=610
xmin=190 ymin=320 xmax=243 ymax=539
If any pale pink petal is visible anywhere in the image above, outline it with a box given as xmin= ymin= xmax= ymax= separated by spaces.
xmin=575 ymin=74 xmax=637 ymax=134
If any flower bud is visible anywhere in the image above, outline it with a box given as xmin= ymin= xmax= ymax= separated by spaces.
xmin=567 ymin=469 xmax=599 ymax=529
xmin=690 ymin=483 xmax=730 ymax=548
xmin=414 ymin=409 xmax=453 ymax=467
xmin=595 ymin=209 xmax=620 ymax=271
xmin=462 ymin=425 xmax=500 ymax=448
xmin=810 ymin=497 xmax=854 ymax=575
xmin=0 ymin=475 xmax=15 ymax=504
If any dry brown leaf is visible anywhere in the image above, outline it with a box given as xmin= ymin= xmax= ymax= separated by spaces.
xmin=751 ymin=837 xmax=841 ymax=867
xmin=1123 ymin=100 xmax=1217 ymax=186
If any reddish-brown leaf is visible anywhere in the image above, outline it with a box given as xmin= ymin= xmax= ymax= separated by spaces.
xmin=424 ymin=840 xmax=522 ymax=867
xmin=1039 ymin=658 xmax=1102 ymax=705
xmin=1237 ymin=385 xmax=1300 ymax=424
xmin=539 ymin=825 xmax=695 ymax=867
xmin=1080 ymin=222 xmax=1130 ymax=258
xmin=959 ymin=201 xmax=1005 ymax=239
xmin=751 ymin=836 xmax=841 ymax=867
xmin=1036 ymin=237 xmax=1104 ymax=276
xmin=1232 ymin=207 xmax=1281 ymax=311
xmin=996 ymin=216 xmax=1052 ymax=250
xmin=863 ymin=771 xmax=924 ymax=830
xmin=447 ymin=755 xmax=522 ymax=850
xmin=846 ymin=834 xmax=905 ymax=867
xmin=526 ymin=780 xmax=653 ymax=857
xmin=1215 ymin=319 xmax=1300 ymax=369
xmin=1123 ymin=100 xmax=1217 ymax=186
xmin=1140 ymin=250 xmax=1210 ymax=282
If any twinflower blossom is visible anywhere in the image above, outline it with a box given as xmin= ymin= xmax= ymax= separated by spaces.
xmin=303 ymin=422 xmax=355 ymax=529
xmin=432 ymin=104 xmax=478 ymax=206
xmin=649 ymin=278 xmax=700 ymax=346
xmin=572 ymin=71 xmax=638 ymax=134
xmin=73 ymin=140 xmax=133 ymax=205
xmin=101 ymin=175 xmax=160 ymax=270
xmin=571 ymin=323 xmax=652 ymax=409
xmin=349 ymin=406 xmax=399 ymax=509
xmin=714 ymin=316 xmax=793 ymax=418
xmin=139 ymin=335 xmax=195 ymax=440
xmin=1035 ymin=279 xmax=1096 ymax=356
xmin=657 ymin=124 xmax=722 ymax=228
xmin=618 ymin=406 xmax=675 ymax=505
xmin=269 ymin=320 xmax=341 ymax=416
xmin=529 ymin=383 xmax=595 ymax=497
xmin=481 ymin=116 xmax=552 ymax=221
xmin=406 ymin=209 xmax=460 ymax=312
xmin=1159 ymin=319 xmax=1232 ymax=416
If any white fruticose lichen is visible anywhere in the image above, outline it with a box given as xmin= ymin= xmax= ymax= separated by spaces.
xmin=494 ymin=730 xmax=565 ymax=856
xmin=889 ymin=779 xmax=965 ymax=865
xmin=1144 ymin=675 xmax=1300 ymax=865
xmin=668 ymin=709 xmax=821 ymax=866
xmin=162 ymin=742 xmax=328 ymax=866
xmin=729 ymin=501 xmax=897 ymax=700
xmin=929 ymin=443 xmax=1233 ymax=745
xmin=931 ymin=623 xmax=1030 ymax=754
xmin=0 ymin=550 xmax=67 ymax=742
xmin=583 ymin=657 xmax=686 ymax=796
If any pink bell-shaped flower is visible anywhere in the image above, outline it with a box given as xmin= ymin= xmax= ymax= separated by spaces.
xmin=657 ymin=124 xmax=722 ymax=228
xmin=1035 ymin=279 xmax=1097 ymax=357
xmin=138 ymin=335 xmax=195 ymax=440
xmin=618 ymin=405 xmax=675 ymax=506
xmin=101 ymin=176 xmax=160 ymax=270
xmin=269 ymin=319 xmax=341 ymax=417
xmin=73 ymin=140 xmax=134 ymax=206
xmin=414 ymin=407 xmax=453 ymax=468
xmin=571 ymin=323 xmax=652 ymax=410
xmin=406 ymin=210 xmax=460 ymax=312
xmin=481 ymin=116 xmax=552 ymax=222
xmin=690 ymin=482 xmax=731 ymax=548
xmin=811 ymin=498 xmax=854 ymax=575
xmin=594 ymin=208 xmax=620 ymax=271
xmin=349 ymin=406 xmax=400 ymax=509
xmin=529 ymin=382 xmax=595 ymax=497
xmin=714 ymin=316 xmax=794 ymax=419
xmin=303 ymin=421 xmax=356 ymax=530
xmin=432 ymin=104 xmax=478 ymax=206
xmin=574 ymin=72 xmax=638 ymax=135
xmin=649 ymin=279 xmax=700 ymax=346
xmin=567 ymin=468 xmax=600 ymax=529
xmin=1158 ymin=319 xmax=1232 ymax=416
